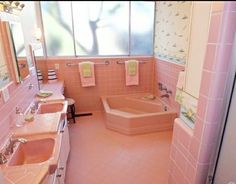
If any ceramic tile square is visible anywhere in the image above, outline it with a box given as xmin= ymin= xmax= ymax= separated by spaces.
xmin=208 ymin=13 xmax=222 ymax=43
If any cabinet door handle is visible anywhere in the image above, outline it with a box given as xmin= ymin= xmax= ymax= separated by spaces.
xmin=60 ymin=130 xmax=64 ymax=133
xmin=59 ymin=167 xmax=64 ymax=170
xmin=56 ymin=174 xmax=62 ymax=177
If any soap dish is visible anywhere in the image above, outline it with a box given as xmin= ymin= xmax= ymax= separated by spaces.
xmin=142 ymin=94 xmax=156 ymax=100
xmin=24 ymin=114 xmax=34 ymax=122
xmin=37 ymin=90 xmax=53 ymax=98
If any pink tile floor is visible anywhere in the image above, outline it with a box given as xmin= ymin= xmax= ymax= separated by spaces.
xmin=65 ymin=112 xmax=172 ymax=184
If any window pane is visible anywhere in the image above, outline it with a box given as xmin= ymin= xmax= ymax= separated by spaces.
xmin=9 ymin=23 xmax=26 ymax=57
xmin=72 ymin=1 xmax=129 ymax=56
xmin=130 ymin=1 xmax=155 ymax=55
xmin=41 ymin=1 xmax=74 ymax=56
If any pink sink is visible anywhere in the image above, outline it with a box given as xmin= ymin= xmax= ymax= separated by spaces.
xmin=8 ymin=138 xmax=54 ymax=166
xmin=36 ymin=100 xmax=68 ymax=115
xmin=6 ymin=133 xmax=62 ymax=174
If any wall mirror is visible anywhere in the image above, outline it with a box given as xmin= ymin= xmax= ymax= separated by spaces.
xmin=0 ymin=24 xmax=11 ymax=89
xmin=29 ymin=43 xmax=42 ymax=90
xmin=7 ymin=20 xmax=30 ymax=81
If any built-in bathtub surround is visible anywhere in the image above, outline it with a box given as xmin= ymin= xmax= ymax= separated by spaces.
xmin=36 ymin=57 xmax=155 ymax=113
xmin=169 ymin=2 xmax=236 ymax=183
xmin=101 ymin=94 xmax=177 ymax=135
xmin=0 ymin=21 xmax=38 ymax=145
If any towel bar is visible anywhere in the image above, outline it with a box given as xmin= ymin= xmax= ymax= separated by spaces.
xmin=116 ymin=61 xmax=146 ymax=64
xmin=66 ymin=61 xmax=110 ymax=67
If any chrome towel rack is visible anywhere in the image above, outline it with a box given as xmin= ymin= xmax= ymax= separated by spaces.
xmin=116 ymin=61 xmax=147 ymax=64
xmin=66 ymin=61 xmax=110 ymax=67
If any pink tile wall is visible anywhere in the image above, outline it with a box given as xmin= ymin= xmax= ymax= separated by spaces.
xmin=154 ymin=59 xmax=184 ymax=112
xmin=36 ymin=57 xmax=155 ymax=112
xmin=0 ymin=22 xmax=38 ymax=145
xmin=169 ymin=2 xmax=236 ymax=184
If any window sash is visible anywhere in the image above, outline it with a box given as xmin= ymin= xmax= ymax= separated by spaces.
xmin=39 ymin=1 xmax=155 ymax=57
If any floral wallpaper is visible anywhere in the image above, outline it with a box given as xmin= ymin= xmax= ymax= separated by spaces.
xmin=175 ymin=88 xmax=198 ymax=128
xmin=154 ymin=1 xmax=192 ymax=65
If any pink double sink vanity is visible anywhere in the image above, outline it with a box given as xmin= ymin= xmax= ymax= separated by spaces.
xmin=0 ymin=81 xmax=70 ymax=184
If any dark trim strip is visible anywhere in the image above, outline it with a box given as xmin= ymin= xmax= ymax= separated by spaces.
xmin=75 ymin=113 xmax=93 ymax=117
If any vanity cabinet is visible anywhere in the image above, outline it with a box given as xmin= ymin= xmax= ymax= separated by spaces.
xmin=42 ymin=121 xmax=70 ymax=184
xmin=57 ymin=123 xmax=70 ymax=183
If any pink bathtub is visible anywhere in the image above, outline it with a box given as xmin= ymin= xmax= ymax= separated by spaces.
xmin=101 ymin=94 xmax=177 ymax=135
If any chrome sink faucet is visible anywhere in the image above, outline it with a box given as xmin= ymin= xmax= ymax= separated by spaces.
xmin=0 ymin=152 xmax=7 ymax=164
xmin=4 ymin=137 xmax=27 ymax=156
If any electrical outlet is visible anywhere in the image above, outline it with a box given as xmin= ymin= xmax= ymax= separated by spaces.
xmin=2 ymin=87 xmax=10 ymax=103
xmin=55 ymin=63 xmax=59 ymax=70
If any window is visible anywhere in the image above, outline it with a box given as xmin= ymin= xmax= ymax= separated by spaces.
xmin=130 ymin=1 xmax=155 ymax=55
xmin=41 ymin=1 xmax=74 ymax=56
xmin=72 ymin=1 xmax=129 ymax=56
xmin=40 ymin=1 xmax=155 ymax=57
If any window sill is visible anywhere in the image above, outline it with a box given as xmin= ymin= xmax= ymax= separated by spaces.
xmin=38 ymin=55 xmax=154 ymax=61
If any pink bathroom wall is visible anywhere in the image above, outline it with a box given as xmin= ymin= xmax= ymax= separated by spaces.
xmin=0 ymin=22 xmax=38 ymax=145
xmin=155 ymin=59 xmax=184 ymax=112
xmin=169 ymin=2 xmax=236 ymax=184
xmin=36 ymin=57 xmax=155 ymax=112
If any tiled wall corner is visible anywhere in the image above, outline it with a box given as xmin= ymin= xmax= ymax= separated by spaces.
xmin=169 ymin=2 xmax=236 ymax=183
xmin=154 ymin=58 xmax=184 ymax=113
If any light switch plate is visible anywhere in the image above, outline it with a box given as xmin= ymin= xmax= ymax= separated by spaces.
xmin=2 ymin=87 xmax=10 ymax=103
xmin=55 ymin=63 xmax=59 ymax=70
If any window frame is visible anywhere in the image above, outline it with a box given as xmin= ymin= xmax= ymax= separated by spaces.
xmin=38 ymin=1 xmax=155 ymax=58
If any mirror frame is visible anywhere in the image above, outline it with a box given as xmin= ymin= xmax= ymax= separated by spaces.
xmin=0 ymin=21 xmax=11 ymax=89
xmin=7 ymin=21 xmax=30 ymax=82
xmin=29 ymin=44 xmax=40 ymax=90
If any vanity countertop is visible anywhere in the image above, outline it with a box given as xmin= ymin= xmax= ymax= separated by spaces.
xmin=36 ymin=80 xmax=65 ymax=102
xmin=1 ymin=164 xmax=49 ymax=184
xmin=1 ymin=133 xmax=62 ymax=184
xmin=12 ymin=113 xmax=62 ymax=136
xmin=0 ymin=111 xmax=63 ymax=183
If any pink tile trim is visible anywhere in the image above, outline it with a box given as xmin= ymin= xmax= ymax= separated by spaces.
xmin=208 ymin=13 xmax=222 ymax=43
xmin=214 ymin=44 xmax=233 ymax=72
xmin=212 ymin=2 xmax=224 ymax=12
xmin=205 ymin=99 xmax=224 ymax=124
xmin=203 ymin=44 xmax=216 ymax=71
xmin=219 ymin=11 xmax=236 ymax=44
xmin=199 ymin=70 xmax=212 ymax=97
xmin=170 ymin=2 xmax=236 ymax=183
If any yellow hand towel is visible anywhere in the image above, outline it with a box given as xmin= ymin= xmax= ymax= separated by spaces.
xmin=127 ymin=60 xmax=138 ymax=76
xmin=80 ymin=62 xmax=92 ymax=77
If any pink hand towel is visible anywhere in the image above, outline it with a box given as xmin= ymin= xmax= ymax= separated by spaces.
xmin=79 ymin=62 xmax=95 ymax=87
xmin=125 ymin=60 xmax=139 ymax=86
